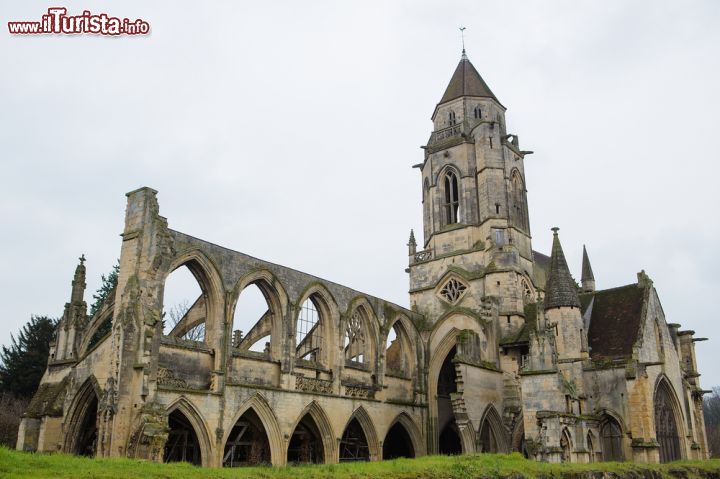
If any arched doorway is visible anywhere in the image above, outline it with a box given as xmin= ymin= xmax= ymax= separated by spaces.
xmin=601 ymin=417 xmax=624 ymax=461
xmin=164 ymin=409 xmax=202 ymax=465
xmin=437 ymin=345 xmax=460 ymax=454
xmin=339 ymin=418 xmax=370 ymax=462
xmin=383 ymin=422 xmax=415 ymax=459
xmin=223 ymin=408 xmax=271 ymax=467
xmin=479 ymin=418 xmax=498 ymax=453
xmin=65 ymin=379 xmax=100 ymax=457
xmin=439 ymin=423 xmax=462 ymax=455
xmin=655 ymin=381 xmax=681 ymax=462
xmin=287 ymin=414 xmax=324 ymax=464
xmin=74 ymin=394 xmax=98 ymax=456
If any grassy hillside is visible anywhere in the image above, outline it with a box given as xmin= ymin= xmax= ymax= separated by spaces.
xmin=1 ymin=447 xmax=719 ymax=479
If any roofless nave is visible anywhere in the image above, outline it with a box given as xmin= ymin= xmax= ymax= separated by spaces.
xmin=17 ymin=51 xmax=709 ymax=466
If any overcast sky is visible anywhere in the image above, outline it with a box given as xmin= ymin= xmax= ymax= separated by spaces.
xmin=1 ymin=1 xmax=718 ymax=386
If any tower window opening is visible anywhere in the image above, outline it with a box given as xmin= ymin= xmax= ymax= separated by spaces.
xmin=474 ymin=106 xmax=482 ymax=119
xmin=443 ymin=170 xmax=460 ymax=225
xmin=448 ymin=111 xmax=456 ymax=126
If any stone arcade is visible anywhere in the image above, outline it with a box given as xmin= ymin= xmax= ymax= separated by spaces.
xmin=17 ymin=52 xmax=709 ymax=465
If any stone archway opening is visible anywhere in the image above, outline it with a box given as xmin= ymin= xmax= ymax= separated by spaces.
xmin=339 ymin=418 xmax=370 ymax=462
xmin=439 ymin=423 xmax=462 ymax=455
xmin=164 ymin=409 xmax=202 ymax=465
xmin=223 ymin=408 xmax=271 ymax=467
xmin=479 ymin=417 xmax=498 ymax=453
xmin=287 ymin=414 xmax=324 ymax=464
xmin=437 ymin=345 xmax=459 ymax=454
xmin=383 ymin=422 xmax=415 ymax=459
xmin=74 ymin=394 xmax=98 ymax=457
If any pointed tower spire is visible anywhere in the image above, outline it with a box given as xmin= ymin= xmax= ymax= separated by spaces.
xmin=438 ymin=53 xmax=499 ymax=105
xmin=581 ymin=245 xmax=596 ymax=293
xmin=544 ymin=228 xmax=580 ymax=309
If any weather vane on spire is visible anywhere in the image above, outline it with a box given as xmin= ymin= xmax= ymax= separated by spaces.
xmin=459 ymin=26 xmax=467 ymax=56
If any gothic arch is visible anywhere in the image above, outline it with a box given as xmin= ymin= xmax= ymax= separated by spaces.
xmin=339 ymin=406 xmax=381 ymax=461
xmin=63 ymin=375 xmax=101 ymax=456
xmin=654 ymin=376 xmax=685 ymax=462
xmin=437 ymin=165 xmax=462 ymax=226
xmin=511 ymin=416 xmax=527 ymax=456
xmin=294 ymin=284 xmax=339 ymax=367
xmin=342 ymin=297 xmax=380 ymax=369
xmin=382 ymin=315 xmax=420 ymax=380
xmin=78 ymin=303 xmax=115 ymax=357
xmin=223 ymin=393 xmax=285 ymax=466
xmin=384 ymin=412 xmax=425 ymax=458
xmin=287 ymin=400 xmax=336 ymax=464
xmin=560 ymin=427 xmax=573 ymax=463
xmin=509 ymin=168 xmax=529 ymax=232
xmin=229 ymin=270 xmax=289 ymax=359
xmin=165 ymin=396 xmax=214 ymax=467
xmin=478 ymin=404 xmax=509 ymax=453
xmin=600 ymin=414 xmax=624 ymax=462
xmin=162 ymin=249 xmax=225 ymax=347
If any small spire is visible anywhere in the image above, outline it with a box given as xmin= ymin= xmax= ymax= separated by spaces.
xmin=71 ymin=254 xmax=87 ymax=303
xmin=581 ymin=245 xmax=596 ymax=293
xmin=407 ymin=229 xmax=417 ymax=255
xmin=544 ymin=228 xmax=581 ymax=310
xmin=459 ymin=26 xmax=467 ymax=59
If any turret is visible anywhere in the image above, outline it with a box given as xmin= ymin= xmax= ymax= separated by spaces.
xmin=544 ymin=229 xmax=585 ymax=360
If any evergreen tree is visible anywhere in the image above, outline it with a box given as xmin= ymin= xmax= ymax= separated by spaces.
xmin=0 ymin=316 xmax=57 ymax=398
xmin=90 ymin=261 xmax=119 ymax=316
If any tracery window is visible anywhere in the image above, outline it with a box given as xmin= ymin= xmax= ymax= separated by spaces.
xmin=519 ymin=276 xmax=534 ymax=305
xmin=443 ymin=170 xmax=460 ymax=225
xmin=344 ymin=309 xmax=367 ymax=364
xmin=438 ymin=277 xmax=468 ymax=304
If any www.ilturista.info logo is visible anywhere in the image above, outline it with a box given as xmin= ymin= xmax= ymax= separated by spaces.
xmin=8 ymin=8 xmax=150 ymax=35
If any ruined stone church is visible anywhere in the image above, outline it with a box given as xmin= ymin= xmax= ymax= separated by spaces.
xmin=17 ymin=51 xmax=709 ymax=466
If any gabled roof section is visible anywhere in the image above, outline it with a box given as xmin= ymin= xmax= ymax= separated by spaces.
xmin=438 ymin=54 xmax=499 ymax=105
xmin=532 ymin=250 xmax=551 ymax=290
xmin=544 ymin=228 xmax=581 ymax=309
xmin=581 ymin=283 xmax=646 ymax=361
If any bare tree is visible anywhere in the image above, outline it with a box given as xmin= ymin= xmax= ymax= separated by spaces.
xmin=164 ymin=300 xmax=205 ymax=342
xmin=704 ymin=387 xmax=720 ymax=458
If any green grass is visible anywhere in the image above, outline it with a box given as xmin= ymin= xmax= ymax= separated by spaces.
xmin=1 ymin=447 xmax=719 ymax=479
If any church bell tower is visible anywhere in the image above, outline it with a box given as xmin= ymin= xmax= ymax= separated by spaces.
xmin=408 ymin=51 xmax=536 ymax=338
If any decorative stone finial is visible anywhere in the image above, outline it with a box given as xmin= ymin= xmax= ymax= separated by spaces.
xmin=407 ymin=229 xmax=417 ymax=256
xmin=551 ymin=227 xmax=559 ymax=235
xmin=79 ymin=254 xmax=86 ymax=266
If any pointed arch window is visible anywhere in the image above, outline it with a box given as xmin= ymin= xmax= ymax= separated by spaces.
xmin=510 ymin=172 xmax=529 ymax=232
xmin=296 ymin=296 xmax=324 ymax=363
xmin=443 ymin=170 xmax=460 ymax=225
xmin=474 ymin=106 xmax=482 ymax=119
xmin=344 ymin=308 xmax=368 ymax=365
xmin=448 ymin=111 xmax=457 ymax=126
xmin=385 ymin=320 xmax=414 ymax=378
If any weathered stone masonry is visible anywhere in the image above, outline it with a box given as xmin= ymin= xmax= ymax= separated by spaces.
xmin=17 ymin=51 xmax=710 ymax=466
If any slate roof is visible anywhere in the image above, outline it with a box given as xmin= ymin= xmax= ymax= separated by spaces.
xmin=439 ymin=55 xmax=499 ymax=104
xmin=544 ymin=230 xmax=581 ymax=309
xmin=581 ymin=283 xmax=646 ymax=360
